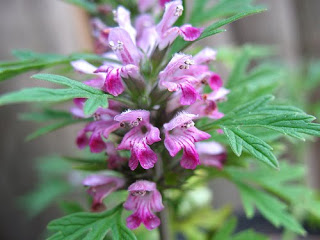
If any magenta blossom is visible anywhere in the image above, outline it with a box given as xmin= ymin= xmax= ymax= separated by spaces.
xmin=164 ymin=112 xmax=211 ymax=169
xmin=115 ymin=110 xmax=161 ymax=170
xmin=124 ymin=180 xmax=164 ymax=230
xmin=156 ymin=0 xmax=203 ymax=50
xmin=74 ymin=99 xmax=122 ymax=153
xmin=159 ymin=53 xmax=202 ymax=105
xmin=83 ymin=174 xmax=124 ymax=211
xmin=105 ymin=142 xmax=127 ymax=169
xmin=188 ymin=87 xmax=230 ymax=119
xmin=196 ymin=141 xmax=227 ymax=169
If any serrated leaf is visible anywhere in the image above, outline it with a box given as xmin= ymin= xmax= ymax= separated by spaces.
xmin=47 ymin=205 xmax=136 ymax=240
xmin=224 ymin=127 xmax=278 ymax=168
xmin=222 ymin=127 xmax=243 ymax=156
xmin=0 ymin=88 xmax=92 ymax=105
xmin=236 ymin=182 xmax=305 ymax=235
xmin=31 ymin=74 xmax=103 ymax=95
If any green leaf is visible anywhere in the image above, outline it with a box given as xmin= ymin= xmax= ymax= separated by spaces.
xmin=83 ymin=95 xmax=109 ymax=116
xmin=0 ymin=74 xmax=113 ymax=108
xmin=200 ymin=8 xmax=266 ymax=40
xmin=59 ymin=201 xmax=84 ymax=215
xmin=47 ymin=205 xmax=136 ymax=240
xmin=0 ymin=88 xmax=92 ymax=105
xmin=222 ymin=127 xmax=243 ymax=156
xmin=26 ymin=119 xmax=82 ymax=141
xmin=171 ymin=9 xmax=265 ymax=53
xmin=223 ymin=127 xmax=278 ymax=168
xmin=212 ymin=218 xmax=268 ymax=240
xmin=0 ymin=50 xmax=117 ymax=81
xmin=190 ymin=0 xmax=263 ymax=24
xmin=236 ymin=182 xmax=305 ymax=235
xmin=225 ymin=162 xmax=320 ymax=220
xmin=20 ymin=109 xmax=72 ymax=122
xmin=31 ymin=73 xmax=103 ymax=94
xmin=20 ymin=180 xmax=70 ymax=218
xmin=199 ymin=94 xmax=320 ymax=168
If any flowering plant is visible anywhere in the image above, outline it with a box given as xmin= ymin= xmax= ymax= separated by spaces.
xmin=1 ymin=0 xmax=320 ymax=239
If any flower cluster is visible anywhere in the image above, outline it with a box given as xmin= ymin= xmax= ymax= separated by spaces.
xmin=74 ymin=0 xmax=228 ymax=230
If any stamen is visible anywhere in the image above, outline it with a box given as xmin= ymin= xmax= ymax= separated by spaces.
xmin=131 ymin=190 xmax=147 ymax=197
xmin=179 ymin=58 xmax=194 ymax=69
xmin=112 ymin=10 xmax=117 ymax=22
xmin=93 ymin=113 xmax=101 ymax=121
xmin=137 ymin=117 xmax=142 ymax=122
xmin=109 ymin=40 xmax=124 ymax=51
xmin=174 ymin=5 xmax=183 ymax=16
xmin=181 ymin=120 xmax=195 ymax=128
xmin=130 ymin=120 xmax=139 ymax=127
xmin=120 ymin=122 xmax=126 ymax=128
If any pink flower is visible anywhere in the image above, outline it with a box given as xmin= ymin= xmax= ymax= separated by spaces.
xmin=115 ymin=110 xmax=161 ymax=170
xmin=155 ymin=0 xmax=202 ymax=50
xmin=83 ymin=175 xmax=124 ymax=211
xmin=74 ymin=100 xmax=123 ymax=153
xmin=164 ymin=112 xmax=211 ymax=169
xmin=159 ymin=53 xmax=201 ymax=105
xmin=159 ymin=0 xmax=171 ymax=8
xmin=196 ymin=141 xmax=227 ymax=169
xmin=138 ymin=0 xmax=157 ymax=12
xmin=105 ymin=142 xmax=127 ymax=169
xmin=76 ymin=119 xmax=120 ymax=153
xmin=188 ymin=87 xmax=230 ymax=119
xmin=112 ymin=6 xmax=137 ymax=43
xmin=124 ymin=180 xmax=164 ymax=230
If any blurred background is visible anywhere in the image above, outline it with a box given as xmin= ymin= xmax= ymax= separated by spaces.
xmin=0 ymin=0 xmax=319 ymax=239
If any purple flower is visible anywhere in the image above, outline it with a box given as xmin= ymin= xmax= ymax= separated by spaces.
xmin=159 ymin=53 xmax=202 ymax=105
xmin=113 ymin=6 xmax=137 ymax=43
xmin=188 ymin=87 xmax=230 ymax=119
xmin=124 ymin=180 xmax=164 ymax=230
xmin=115 ymin=110 xmax=161 ymax=170
xmin=74 ymin=100 xmax=123 ymax=153
xmin=196 ymin=141 xmax=227 ymax=169
xmin=83 ymin=175 xmax=124 ymax=211
xmin=156 ymin=0 xmax=202 ymax=50
xmin=164 ymin=112 xmax=211 ymax=169
xmin=138 ymin=0 xmax=157 ymax=12
xmin=105 ymin=142 xmax=127 ymax=169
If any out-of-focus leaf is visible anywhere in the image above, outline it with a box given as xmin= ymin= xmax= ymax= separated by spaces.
xmin=47 ymin=205 xmax=137 ymax=240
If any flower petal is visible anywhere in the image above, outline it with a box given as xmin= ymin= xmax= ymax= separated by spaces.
xmin=179 ymin=82 xmax=201 ymax=105
xmin=180 ymin=144 xmax=200 ymax=169
xmin=109 ymin=27 xmax=141 ymax=66
xmin=208 ymin=73 xmax=223 ymax=91
xmin=113 ymin=6 xmax=136 ymax=43
xmin=104 ymin=67 xmax=125 ymax=96
xmin=179 ymin=24 xmax=203 ymax=41
xmin=156 ymin=0 xmax=183 ymax=35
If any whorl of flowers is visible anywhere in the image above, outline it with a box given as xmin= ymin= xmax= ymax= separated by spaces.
xmin=76 ymin=0 xmax=228 ymax=230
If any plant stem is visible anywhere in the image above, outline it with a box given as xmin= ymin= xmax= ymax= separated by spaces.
xmin=159 ymin=204 xmax=171 ymax=240
xmin=155 ymin=157 xmax=172 ymax=240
